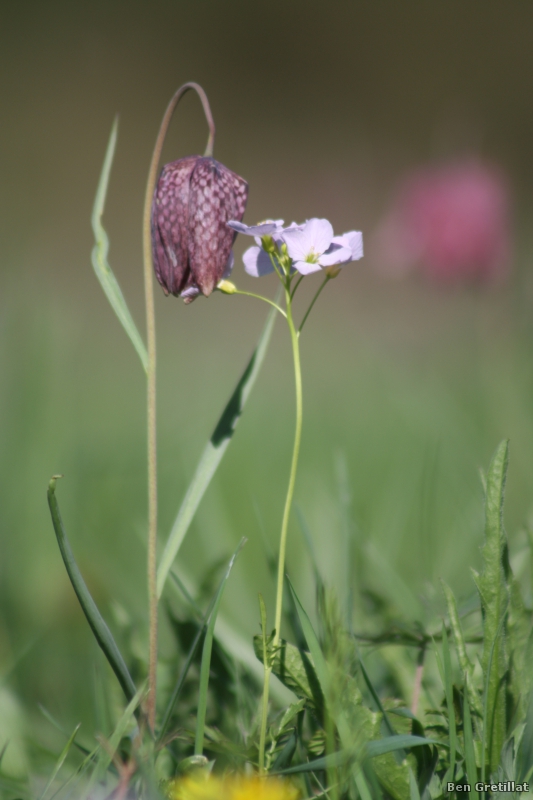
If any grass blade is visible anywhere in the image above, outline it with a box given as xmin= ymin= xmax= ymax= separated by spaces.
xmin=47 ymin=476 xmax=137 ymax=705
xmin=441 ymin=624 xmax=457 ymax=783
xmin=472 ymin=440 xmax=510 ymax=772
xmin=39 ymin=705 xmax=90 ymax=756
xmin=278 ymin=737 xmax=442 ymax=775
xmin=287 ymin=578 xmax=329 ymax=696
xmin=365 ymin=735 xmax=444 ymax=758
xmin=38 ymin=723 xmax=81 ymax=800
xmin=463 ymin=695 xmax=479 ymax=800
xmin=91 ymin=118 xmax=148 ymax=373
xmin=158 ymin=579 xmax=221 ymax=743
xmin=93 ymin=682 xmax=146 ymax=785
xmin=157 ymin=299 xmax=279 ymax=598
xmin=194 ymin=538 xmax=246 ymax=755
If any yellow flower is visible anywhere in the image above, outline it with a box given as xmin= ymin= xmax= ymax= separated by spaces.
xmin=163 ymin=774 xmax=300 ymax=800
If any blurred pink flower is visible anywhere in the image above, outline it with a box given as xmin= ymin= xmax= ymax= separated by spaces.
xmin=375 ymin=161 xmax=512 ymax=283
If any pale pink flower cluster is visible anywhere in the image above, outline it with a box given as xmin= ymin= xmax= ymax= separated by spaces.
xmin=228 ymin=218 xmax=363 ymax=277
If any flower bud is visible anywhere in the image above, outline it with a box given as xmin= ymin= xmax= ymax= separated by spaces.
xmin=152 ymin=156 xmax=248 ymax=301
xmin=261 ymin=235 xmax=277 ymax=253
xmin=217 ymin=279 xmax=237 ymax=294
xmin=325 ymin=264 xmax=341 ymax=279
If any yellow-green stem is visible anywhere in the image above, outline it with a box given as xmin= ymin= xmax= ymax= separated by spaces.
xmin=258 ymin=593 xmax=270 ymax=774
xmin=258 ymin=667 xmax=271 ymax=773
xmin=273 ymin=285 xmax=303 ymax=649
xmin=233 ymin=289 xmax=287 ymax=318
xmin=142 ymin=82 xmax=215 ymax=730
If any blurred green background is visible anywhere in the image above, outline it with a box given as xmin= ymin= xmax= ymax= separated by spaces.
xmin=2 ymin=0 xmax=533 ymax=770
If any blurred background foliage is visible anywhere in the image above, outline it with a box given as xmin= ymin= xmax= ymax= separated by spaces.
xmin=2 ymin=0 xmax=533 ymax=774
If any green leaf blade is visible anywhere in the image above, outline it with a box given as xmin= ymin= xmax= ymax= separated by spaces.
xmin=91 ymin=119 xmax=148 ymax=373
xmin=194 ymin=538 xmax=246 ymax=756
xmin=47 ymin=477 xmax=137 ymax=706
xmin=157 ymin=301 xmax=278 ymax=598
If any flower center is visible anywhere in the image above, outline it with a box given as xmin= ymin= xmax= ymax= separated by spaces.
xmin=305 ymin=249 xmax=319 ymax=263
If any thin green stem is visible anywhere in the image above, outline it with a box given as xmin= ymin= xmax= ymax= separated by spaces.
xmin=290 ymin=274 xmax=304 ymax=299
xmin=268 ymin=252 xmax=285 ymax=282
xmin=273 ymin=285 xmax=303 ymax=649
xmin=298 ymin=275 xmax=330 ymax=334
xmin=233 ymin=289 xmax=287 ymax=318
xmin=142 ymin=82 xmax=215 ymax=731
xmin=258 ymin=594 xmax=270 ymax=774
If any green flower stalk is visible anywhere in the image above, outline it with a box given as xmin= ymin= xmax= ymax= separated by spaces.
xmin=224 ymin=217 xmax=363 ymax=770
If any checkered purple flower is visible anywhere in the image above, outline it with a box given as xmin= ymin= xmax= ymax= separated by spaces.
xmin=151 ymin=156 xmax=248 ymax=302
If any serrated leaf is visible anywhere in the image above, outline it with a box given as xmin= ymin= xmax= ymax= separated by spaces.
xmin=157 ymin=299 xmax=279 ymax=598
xmin=253 ymin=636 xmax=324 ymax=717
xmin=91 ymin=119 xmax=148 ymax=373
xmin=442 ymin=580 xmax=483 ymax=719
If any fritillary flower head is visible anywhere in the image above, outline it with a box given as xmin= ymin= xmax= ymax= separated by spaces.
xmin=152 ymin=156 xmax=248 ymax=302
xmin=375 ymin=160 xmax=511 ymax=283
xmin=162 ymin=774 xmax=300 ymax=800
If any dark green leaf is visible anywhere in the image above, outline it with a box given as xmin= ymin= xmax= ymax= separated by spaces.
xmin=47 ymin=477 xmax=137 ymax=706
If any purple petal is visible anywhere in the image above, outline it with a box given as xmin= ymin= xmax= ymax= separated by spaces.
xmin=188 ymin=158 xmax=248 ymax=296
xmin=222 ymin=250 xmax=235 ymax=279
xmin=180 ymin=285 xmax=201 ymax=304
xmin=243 ymin=246 xmax=275 ymax=277
xmin=319 ymin=245 xmax=353 ymax=267
xmin=151 ymin=156 xmax=198 ymax=295
xmin=332 ymin=231 xmax=364 ymax=261
xmin=283 ymin=218 xmax=334 ymax=261
xmin=293 ymin=260 xmax=324 ymax=276
xmin=227 ymin=220 xmax=283 ymax=237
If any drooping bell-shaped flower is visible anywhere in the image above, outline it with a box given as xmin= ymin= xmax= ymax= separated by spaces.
xmin=152 ymin=156 xmax=248 ymax=301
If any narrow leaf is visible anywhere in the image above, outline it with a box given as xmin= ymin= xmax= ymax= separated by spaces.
xmin=441 ymin=625 xmax=457 ymax=781
xmin=91 ymin=119 xmax=148 ymax=373
xmin=194 ymin=538 xmax=246 ymax=755
xmin=287 ymin=579 xmax=329 ymax=697
xmin=408 ymin=768 xmax=421 ymax=800
xmin=47 ymin=477 xmax=137 ymax=705
xmin=158 ymin=563 xmax=231 ymax=743
xmin=278 ymin=737 xmax=442 ymax=774
xmin=463 ymin=695 xmax=479 ymax=800
xmin=157 ymin=300 xmax=279 ymax=598
xmin=366 ymin=735 xmax=444 ymax=758
xmin=38 ymin=723 xmax=81 ymax=800
xmin=442 ymin=580 xmax=482 ymax=718
xmin=94 ymin=683 xmax=146 ymax=781
xmin=473 ymin=440 xmax=510 ymax=772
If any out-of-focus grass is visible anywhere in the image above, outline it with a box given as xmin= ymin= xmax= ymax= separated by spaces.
xmin=1 ymin=262 xmax=533 ymax=762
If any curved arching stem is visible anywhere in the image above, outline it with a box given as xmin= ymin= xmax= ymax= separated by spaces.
xmin=142 ymin=82 xmax=215 ymax=731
